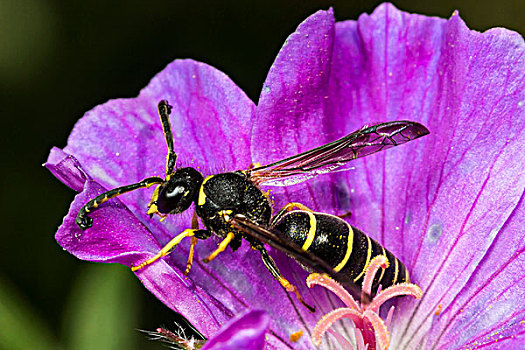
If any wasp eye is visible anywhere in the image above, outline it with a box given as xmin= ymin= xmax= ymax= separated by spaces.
xmin=157 ymin=182 xmax=191 ymax=214
xmin=156 ymin=167 xmax=203 ymax=214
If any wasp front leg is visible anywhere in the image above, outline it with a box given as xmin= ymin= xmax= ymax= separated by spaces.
xmin=132 ymin=227 xmax=211 ymax=272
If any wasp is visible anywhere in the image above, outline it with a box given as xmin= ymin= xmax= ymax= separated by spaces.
xmin=77 ymin=100 xmax=429 ymax=311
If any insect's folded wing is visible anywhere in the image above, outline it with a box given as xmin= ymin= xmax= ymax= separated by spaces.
xmin=231 ymin=214 xmax=368 ymax=302
xmin=249 ymin=121 xmax=429 ymax=187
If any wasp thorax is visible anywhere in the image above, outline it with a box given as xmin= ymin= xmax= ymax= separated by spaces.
xmin=157 ymin=167 xmax=203 ymax=214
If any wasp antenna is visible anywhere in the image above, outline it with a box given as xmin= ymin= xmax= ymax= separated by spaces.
xmin=158 ymin=100 xmax=177 ymax=175
xmin=76 ymin=176 xmax=164 ymax=230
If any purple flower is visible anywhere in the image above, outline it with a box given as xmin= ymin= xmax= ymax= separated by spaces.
xmin=201 ymin=310 xmax=269 ymax=350
xmin=46 ymin=3 xmax=524 ymax=349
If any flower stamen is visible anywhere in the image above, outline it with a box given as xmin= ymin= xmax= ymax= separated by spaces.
xmin=363 ymin=309 xmax=390 ymax=349
xmin=307 ymin=255 xmax=423 ymax=349
xmin=362 ymin=255 xmax=389 ymax=301
xmin=311 ymin=307 xmax=362 ymax=345
xmin=307 ymin=273 xmax=360 ymax=310
xmin=368 ymin=283 xmax=423 ymax=313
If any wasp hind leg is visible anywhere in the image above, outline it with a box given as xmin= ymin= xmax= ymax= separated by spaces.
xmin=258 ymin=246 xmax=315 ymax=313
xmin=336 ymin=211 xmax=352 ymax=220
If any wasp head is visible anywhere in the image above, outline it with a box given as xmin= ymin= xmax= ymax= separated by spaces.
xmin=156 ymin=167 xmax=203 ymax=214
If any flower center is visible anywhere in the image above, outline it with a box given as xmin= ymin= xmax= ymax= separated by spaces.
xmin=307 ymin=255 xmax=423 ymax=349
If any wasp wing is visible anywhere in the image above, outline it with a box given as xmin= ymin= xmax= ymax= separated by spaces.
xmin=248 ymin=121 xmax=429 ymax=186
xmin=231 ymin=214 xmax=369 ymax=302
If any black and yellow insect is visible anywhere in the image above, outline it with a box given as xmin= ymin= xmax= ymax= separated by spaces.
xmin=77 ymin=100 xmax=429 ymax=310
xmin=234 ymin=207 xmax=409 ymax=297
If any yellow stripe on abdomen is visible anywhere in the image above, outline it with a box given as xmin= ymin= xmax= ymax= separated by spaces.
xmin=333 ymin=223 xmax=354 ymax=272
xmin=376 ymin=246 xmax=387 ymax=284
xmin=353 ymin=235 xmax=372 ymax=282
xmin=301 ymin=212 xmax=317 ymax=251
xmin=393 ymin=256 xmax=399 ymax=285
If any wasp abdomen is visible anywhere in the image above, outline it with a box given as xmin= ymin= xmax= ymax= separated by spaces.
xmin=273 ymin=211 xmax=409 ymax=293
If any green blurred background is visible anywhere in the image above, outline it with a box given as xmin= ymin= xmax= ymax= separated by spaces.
xmin=1 ymin=1 xmax=522 ymax=349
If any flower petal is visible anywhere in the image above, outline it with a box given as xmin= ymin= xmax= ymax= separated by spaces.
xmin=327 ymin=3 xmax=451 ymax=250
xmin=201 ymin=310 xmax=269 ymax=350
xmin=326 ymin=3 xmax=524 ymax=348
xmin=63 ymin=59 xmax=255 ymax=230
xmin=46 ymin=147 xmax=87 ymax=192
xmin=253 ymin=8 xmax=334 ymax=163
xmin=252 ymin=8 xmax=340 ymax=214
xmin=46 ymin=60 xmax=261 ymax=336
xmin=246 ymin=10 xmax=362 ymax=348
xmin=426 ymin=193 xmax=525 ymax=349
xmin=47 ymin=150 xmax=232 ymax=336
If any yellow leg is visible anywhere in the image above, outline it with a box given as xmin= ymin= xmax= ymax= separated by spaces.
xmin=202 ymin=232 xmax=235 ymax=263
xmin=183 ymin=210 xmax=201 ymax=275
xmin=260 ymin=247 xmax=315 ymax=312
xmin=131 ymin=229 xmax=196 ymax=271
xmin=184 ymin=236 xmax=199 ymax=275
xmin=278 ymin=277 xmax=315 ymax=313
